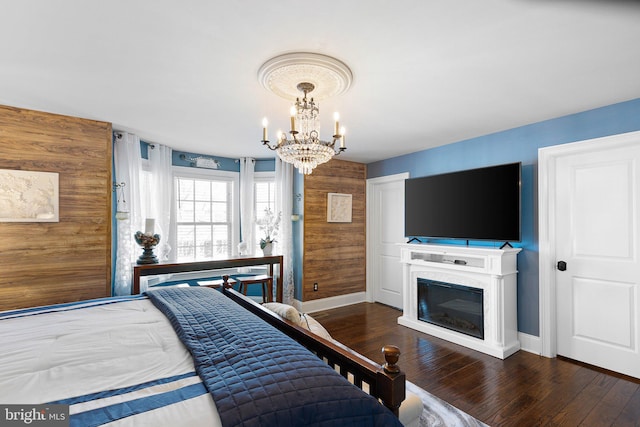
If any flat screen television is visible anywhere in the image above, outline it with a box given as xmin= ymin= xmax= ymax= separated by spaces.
xmin=404 ymin=162 xmax=521 ymax=243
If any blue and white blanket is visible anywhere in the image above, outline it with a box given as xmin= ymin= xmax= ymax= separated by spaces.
xmin=147 ymin=287 xmax=402 ymax=427
xmin=0 ymin=288 xmax=401 ymax=427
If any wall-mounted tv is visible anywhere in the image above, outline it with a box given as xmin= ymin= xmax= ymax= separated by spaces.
xmin=404 ymin=162 xmax=521 ymax=243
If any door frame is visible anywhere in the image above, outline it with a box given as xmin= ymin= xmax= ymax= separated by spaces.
xmin=366 ymin=172 xmax=410 ymax=303
xmin=538 ymin=130 xmax=640 ymax=358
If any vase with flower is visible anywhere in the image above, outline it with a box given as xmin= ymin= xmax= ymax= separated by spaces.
xmin=256 ymin=208 xmax=281 ymax=256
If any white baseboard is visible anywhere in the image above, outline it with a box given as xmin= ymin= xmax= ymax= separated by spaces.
xmin=518 ymin=332 xmax=543 ymax=356
xmin=292 ymin=292 xmax=367 ymax=314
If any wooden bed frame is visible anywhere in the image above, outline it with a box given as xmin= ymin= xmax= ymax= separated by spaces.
xmin=219 ymin=275 xmax=406 ymax=417
xmin=132 ymin=259 xmax=406 ymax=417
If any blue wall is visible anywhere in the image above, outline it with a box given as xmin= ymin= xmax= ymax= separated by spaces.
xmin=367 ymin=98 xmax=640 ymax=336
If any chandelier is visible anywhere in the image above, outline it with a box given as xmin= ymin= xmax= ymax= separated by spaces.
xmin=258 ymin=52 xmax=353 ymax=175
xmin=261 ymin=82 xmax=345 ymax=175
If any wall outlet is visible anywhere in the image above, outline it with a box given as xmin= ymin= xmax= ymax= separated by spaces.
xmin=313 ymin=282 xmax=318 ymax=291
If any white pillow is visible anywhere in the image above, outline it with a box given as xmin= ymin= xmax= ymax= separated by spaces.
xmin=262 ymin=302 xmax=302 ymax=326
xmin=261 ymin=303 xmax=333 ymax=340
xmin=299 ymin=313 xmax=333 ymax=341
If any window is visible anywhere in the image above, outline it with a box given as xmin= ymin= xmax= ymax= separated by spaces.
xmin=254 ymin=173 xmax=276 ymax=253
xmin=173 ymin=167 xmax=239 ymax=261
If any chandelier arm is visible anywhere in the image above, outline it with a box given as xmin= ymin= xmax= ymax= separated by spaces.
xmin=290 ymin=130 xmax=300 ymax=143
xmin=262 ymin=140 xmax=279 ymax=151
xmin=332 ymin=138 xmax=346 ymax=156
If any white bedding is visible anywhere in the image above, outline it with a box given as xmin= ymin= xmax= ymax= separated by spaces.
xmin=0 ymin=297 xmax=222 ymax=427
xmin=0 ymin=295 xmax=417 ymax=427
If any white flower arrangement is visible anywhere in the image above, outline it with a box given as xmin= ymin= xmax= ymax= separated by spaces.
xmin=256 ymin=208 xmax=282 ymax=249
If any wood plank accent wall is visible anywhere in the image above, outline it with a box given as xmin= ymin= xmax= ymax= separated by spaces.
xmin=0 ymin=105 xmax=112 ymax=311
xmin=302 ymin=159 xmax=366 ymax=301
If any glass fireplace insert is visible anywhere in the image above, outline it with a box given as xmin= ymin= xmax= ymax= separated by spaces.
xmin=417 ymin=278 xmax=484 ymax=340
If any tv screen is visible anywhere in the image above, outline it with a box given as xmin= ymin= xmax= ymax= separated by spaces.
xmin=404 ymin=162 xmax=521 ymax=242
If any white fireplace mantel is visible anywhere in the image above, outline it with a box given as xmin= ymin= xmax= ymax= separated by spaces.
xmin=397 ymin=243 xmax=521 ymax=359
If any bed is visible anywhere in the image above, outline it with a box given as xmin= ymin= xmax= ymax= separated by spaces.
xmin=0 ymin=280 xmax=413 ymax=426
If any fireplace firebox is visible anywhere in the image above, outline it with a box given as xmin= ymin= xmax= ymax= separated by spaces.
xmin=417 ymin=278 xmax=484 ymax=340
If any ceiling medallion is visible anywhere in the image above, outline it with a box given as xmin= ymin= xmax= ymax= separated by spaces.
xmin=258 ymin=52 xmax=353 ymax=101
xmin=258 ymin=53 xmax=353 ymax=174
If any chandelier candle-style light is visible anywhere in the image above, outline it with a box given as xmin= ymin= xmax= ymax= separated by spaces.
xmin=258 ymin=52 xmax=353 ymax=175
xmin=262 ymin=82 xmax=345 ymax=175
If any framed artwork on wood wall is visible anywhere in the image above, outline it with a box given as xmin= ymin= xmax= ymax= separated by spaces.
xmin=0 ymin=169 xmax=59 ymax=222
xmin=327 ymin=193 xmax=352 ymax=223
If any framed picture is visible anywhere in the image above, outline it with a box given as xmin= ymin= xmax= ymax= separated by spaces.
xmin=327 ymin=193 xmax=352 ymax=223
xmin=0 ymin=169 xmax=59 ymax=222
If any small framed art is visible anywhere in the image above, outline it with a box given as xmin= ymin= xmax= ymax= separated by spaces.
xmin=0 ymin=169 xmax=59 ymax=222
xmin=327 ymin=193 xmax=352 ymax=223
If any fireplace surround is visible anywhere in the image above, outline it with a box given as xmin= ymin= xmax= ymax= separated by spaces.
xmin=398 ymin=243 xmax=521 ymax=359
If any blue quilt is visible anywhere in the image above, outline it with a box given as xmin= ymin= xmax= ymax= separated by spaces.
xmin=147 ymin=287 xmax=402 ymax=427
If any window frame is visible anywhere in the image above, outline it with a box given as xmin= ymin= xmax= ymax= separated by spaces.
xmin=253 ymin=171 xmax=276 ymax=253
xmin=170 ymin=166 xmax=240 ymax=261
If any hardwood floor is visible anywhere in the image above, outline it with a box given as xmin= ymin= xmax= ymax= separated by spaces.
xmin=312 ymin=302 xmax=640 ymax=427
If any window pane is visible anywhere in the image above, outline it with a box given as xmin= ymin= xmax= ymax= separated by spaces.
xmin=211 ymin=182 xmax=227 ymax=201
xmin=194 ymin=180 xmax=210 ymax=201
xmin=194 ymin=201 xmax=211 ymax=222
xmin=178 ymin=179 xmax=194 ymax=200
xmin=176 ymin=225 xmax=195 ymax=260
xmin=212 ymin=225 xmax=229 ymax=258
xmin=195 ymin=224 xmax=212 ymax=258
xmin=211 ymin=201 xmax=227 ymax=222
xmin=255 ymin=182 xmax=271 ymax=203
xmin=177 ymin=200 xmax=194 ymax=222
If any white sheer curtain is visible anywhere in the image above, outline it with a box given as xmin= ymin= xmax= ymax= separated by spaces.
xmin=113 ymin=132 xmax=143 ymax=295
xmin=275 ymin=158 xmax=294 ymax=304
xmin=148 ymin=144 xmax=173 ymax=261
xmin=239 ymin=157 xmax=255 ymax=256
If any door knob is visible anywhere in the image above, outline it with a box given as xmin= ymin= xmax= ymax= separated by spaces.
xmin=557 ymin=261 xmax=567 ymax=271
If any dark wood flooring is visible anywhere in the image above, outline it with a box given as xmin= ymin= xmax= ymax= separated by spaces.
xmin=312 ymin=302 xmax=640 ymax=427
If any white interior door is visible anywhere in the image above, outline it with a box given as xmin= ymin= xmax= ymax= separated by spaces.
xmin=367 ymin=173 xmax=408 ymax=309
xmin=554 ymin=139 xmax=640 ymax=379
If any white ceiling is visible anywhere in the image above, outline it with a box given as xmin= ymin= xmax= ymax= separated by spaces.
xmin=1 ymin=1 xmax=639 ymax=164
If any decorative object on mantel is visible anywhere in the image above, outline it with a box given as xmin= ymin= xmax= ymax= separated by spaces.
xmin=256 ymin=208 xmax=281 ymax=256
xmin=327 ymin=193 xmax=352 ymax=223
xmin=258 ymin=52 xmax=352 ymax=175
xmin=0 ymin=169 xmax=59 ymax=222
xmin=134 ymin=218 xmax=160 ymax=264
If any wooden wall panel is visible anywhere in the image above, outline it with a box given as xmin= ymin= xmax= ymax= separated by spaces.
xmin=303 ymin=159 xmax=366 ymax=301
xmin=0 ymin=105 xmax=112 ymax=311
